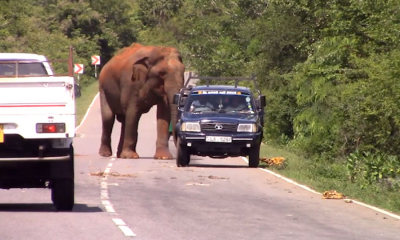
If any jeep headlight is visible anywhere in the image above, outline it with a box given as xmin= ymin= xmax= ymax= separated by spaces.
xmin=237 ymin=123 xmax=257 ymax=132
xmin=181 ymin=122 xmax=201 ymax=132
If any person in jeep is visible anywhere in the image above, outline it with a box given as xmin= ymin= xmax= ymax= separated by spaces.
xmin=224 ymin=95 xmax=248 ymax=112
xmin=189 ymin=94 xmax=214 ymax=112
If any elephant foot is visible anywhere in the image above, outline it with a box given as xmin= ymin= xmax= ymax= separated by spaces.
xmin=154 ymin=148 xmax=173 ymax=160
xmin=119 ymin=150 xmax=140 ymax=159
xmin=99 ymin=145 xmax=112 ymax=157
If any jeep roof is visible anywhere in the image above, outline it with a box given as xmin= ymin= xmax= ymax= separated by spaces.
xmin=189 ymin=85 xmax=252 ymax=94
xmin=183 ymin=72 xmax=261 ymax=96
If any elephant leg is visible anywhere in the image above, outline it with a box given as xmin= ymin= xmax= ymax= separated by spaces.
xmin=154 ymin=98 xmax=173 ymax=160
xmin=116 ymin=115 xmax=125 ymax=158
xmin=119 ymin=108 xmax=141 ymax=159
xmin=99 ymin=89 xmax=115 ymax=157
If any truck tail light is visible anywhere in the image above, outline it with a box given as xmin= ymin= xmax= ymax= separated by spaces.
xmin=36 ymin=123 xmax=65 ymax=133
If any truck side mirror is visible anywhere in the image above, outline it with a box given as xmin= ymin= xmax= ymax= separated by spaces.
xmin=173 ymin=93 xmax=180 ymax=105
xmin=74 ymin=84 xmax=81 ymax=98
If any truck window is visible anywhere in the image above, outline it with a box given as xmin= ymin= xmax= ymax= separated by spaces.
xmin=0 ymin=62 xmax=48 ymax=76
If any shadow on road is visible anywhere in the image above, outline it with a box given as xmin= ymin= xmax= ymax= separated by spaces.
xmin=189 ymin=163 xmax=249 ymax=168
xmin=0 ymin=203 xmax=103 ymax=213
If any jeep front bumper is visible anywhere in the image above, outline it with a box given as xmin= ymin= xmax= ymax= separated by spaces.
xmin=178 ymin=132 xmax=262 ymax=157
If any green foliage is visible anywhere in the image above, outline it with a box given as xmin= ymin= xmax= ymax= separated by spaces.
xmin=137 ymin=0 xmax=183 ymax=27
xmin=347 ymin=150 xmax=400 ymax=190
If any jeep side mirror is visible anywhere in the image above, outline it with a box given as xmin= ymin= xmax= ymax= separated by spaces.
xmin=180 ymin=96 xmax=187 ymax=106
xmin=255 ymin=95 xmax=266 ymax=109
xmin=74 ymin=84 xmax=81 ymax=98
xmin=173 ymin=94 xmax=180 ymax=105
xmin=260 ymin=95 xmax=266 ymax=107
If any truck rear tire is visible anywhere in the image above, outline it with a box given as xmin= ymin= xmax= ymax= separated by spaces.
xmin=176 ymin=140 xmax=190 ymax=167
xmin=248 ymin=143 xmax=260 ymax=168
xmin=51 ymin=145 xmax=74 ymax=211
xmin=52 ymin=178 xmax=74 ymax=211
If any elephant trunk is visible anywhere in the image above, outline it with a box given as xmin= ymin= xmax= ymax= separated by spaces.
xmin=166 ymin=74 xmax=184 ymax=147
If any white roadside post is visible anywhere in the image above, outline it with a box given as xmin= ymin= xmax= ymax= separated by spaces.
xmin=91 ymin=55 xmax=100 ymax=78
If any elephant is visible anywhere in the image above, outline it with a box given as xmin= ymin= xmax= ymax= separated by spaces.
xmin=98 ymin=43 xmax=185 ymax=159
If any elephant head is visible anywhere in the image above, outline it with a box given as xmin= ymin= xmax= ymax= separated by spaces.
xmin=130 ymin=45 xmax=185 ymax=147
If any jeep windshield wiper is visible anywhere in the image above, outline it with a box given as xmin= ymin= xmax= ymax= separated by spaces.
xmin=192 ymin=109 xmax=217 ymax=113
xmin=227 ymin=110 xmax=254 ymax=114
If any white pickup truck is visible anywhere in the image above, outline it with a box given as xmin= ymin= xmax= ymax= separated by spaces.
xmin=0 ymin=47 xmax=80 ymax=211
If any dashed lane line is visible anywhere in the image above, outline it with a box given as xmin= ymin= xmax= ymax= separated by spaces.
xmin=241 ymin=156 xmax=400 ymax=221
xmin=118 ymin=226 xmax=137 ymax=237
xmin=100 ymin=156 xmax=136 ymax=237
xmin=112 ymin=218 xmax=137 ymax=236
xmin=74 ymin=93 xmax=136 ymax=237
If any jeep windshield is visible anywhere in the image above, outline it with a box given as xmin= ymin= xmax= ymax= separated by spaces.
xmin=184 ymin=90 xmax=255 ymax=114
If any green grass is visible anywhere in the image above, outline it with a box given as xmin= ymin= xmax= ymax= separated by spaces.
xmin=75 ymin=81 xmax=99 ymax=126
xmin=260 ymin=144 xmax=400 ymax=215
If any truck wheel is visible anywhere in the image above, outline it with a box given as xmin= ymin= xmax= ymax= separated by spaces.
xmin=51 ymin=145 xmax=74 ymax=211
xmin=248 ymin=143 xmax=260 ymax=168
xmin=52 ymin=178 xmax=74 ymax=211
xmin=176 ymin=141 xmax=190 ymax=167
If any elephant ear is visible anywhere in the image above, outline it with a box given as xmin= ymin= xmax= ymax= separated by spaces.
xmin=131 ymin=47 xmax=164 ymax=82
xmin=131 ymin=57 xmax=149 ymax=82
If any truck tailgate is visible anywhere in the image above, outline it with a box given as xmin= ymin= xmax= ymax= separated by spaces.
xmin=0 ymin=77 xmax=74 ymax=115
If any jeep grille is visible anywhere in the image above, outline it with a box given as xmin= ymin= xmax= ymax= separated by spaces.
xmin=200 ymin=123 xmax=238 ymax=132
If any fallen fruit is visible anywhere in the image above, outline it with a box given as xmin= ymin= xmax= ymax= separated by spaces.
xmin=322 ymin=190 xmax=345 ymax=199
xmin=260 ymin=157 xmax=285 ymax=166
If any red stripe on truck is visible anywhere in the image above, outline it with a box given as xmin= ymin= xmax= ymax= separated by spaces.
xmin=0 ymin=104 xmax=66 ymax=107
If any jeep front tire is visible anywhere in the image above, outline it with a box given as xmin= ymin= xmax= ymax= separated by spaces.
xmin=248 ymin=143 xmax=260 ymax=168
xmin=176 ymin=140 xmax=190 ymax=167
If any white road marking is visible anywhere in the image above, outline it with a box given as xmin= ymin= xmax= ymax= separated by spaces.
xmin=105 ymin=205 xmax=115 ymax=213
xmin=118 ymin=226 xmax=137 ymax=237
xmin=101 ymin=190 xmax=109 ymax=199
xmin=75 ymin=92 xmax=99 ymax=131
xmin=241 ymin=156 xmax=400 ymax=221
xmin=102 ymin=156 xmax=137 ymax=236
xmin=186 ymin=182 xmax=210 ymax=186
xmin=101 ymin=155 xmax=136 ymax=236
xmin=74 ymin=92 xmax=138 ymax=237
xmin=112 ymin=218 xmax=126 ymax=226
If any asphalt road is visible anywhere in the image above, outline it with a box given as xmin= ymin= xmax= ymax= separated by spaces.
xmin=1 ymin=94 xmax=400 ymax=240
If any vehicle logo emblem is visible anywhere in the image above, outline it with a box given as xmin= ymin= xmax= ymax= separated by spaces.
xmin=215 ymin=124 xmax=223 ymax=130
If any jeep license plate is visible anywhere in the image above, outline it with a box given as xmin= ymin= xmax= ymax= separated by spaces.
xmin=0 ymin=125 xmax=3 ymax=143
xmin=205 ymin=136 xmax=232 ymax=143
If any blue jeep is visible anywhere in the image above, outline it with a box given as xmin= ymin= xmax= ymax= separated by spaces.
xmin=173 ymin=73 xmax=266 ymax=168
